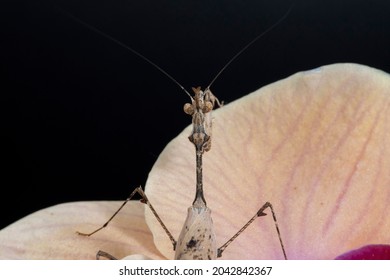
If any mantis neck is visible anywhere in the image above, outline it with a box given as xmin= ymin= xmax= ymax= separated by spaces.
xmin=192 ymin=149 xmax=207 ymax=207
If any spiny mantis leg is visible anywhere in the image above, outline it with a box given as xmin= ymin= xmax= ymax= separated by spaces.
xmin=77 ymin=186 xmax=177 ymax=251
xmin=217 ymin=201 xmax=287 ymax=260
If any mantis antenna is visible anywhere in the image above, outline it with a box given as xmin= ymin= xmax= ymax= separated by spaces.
xmin=58 ymin=3 xmax=293 ymax=102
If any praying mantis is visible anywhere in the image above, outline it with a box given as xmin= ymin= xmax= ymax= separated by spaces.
xmin=69 ymin=4 xmax=292 ymax=260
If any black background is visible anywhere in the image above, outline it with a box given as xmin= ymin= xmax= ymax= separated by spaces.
xmin=2 ymin=0 xmax=390 ymax=229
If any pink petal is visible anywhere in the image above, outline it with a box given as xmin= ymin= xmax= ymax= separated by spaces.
xmin=145 ymin=63 xmax=390 ymax=259
xmin=335 ymin=244 xmax=390 ymax=260
xmin=0 ymin=201 xmax=165 ymax=259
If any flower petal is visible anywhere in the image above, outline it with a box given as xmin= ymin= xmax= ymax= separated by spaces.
xmin=335 ymin=244 xmax=390 ymax=260
xmin=145 ymin=63 xmax=390 ymax=259
xmin=0 ymin=201 xmax=164 ymax=259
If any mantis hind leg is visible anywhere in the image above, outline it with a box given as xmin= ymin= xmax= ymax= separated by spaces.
xmin=217 ymin=202 xmax=287 ymax=260
xmin=77 ymin=186 xmax=177 ymax=259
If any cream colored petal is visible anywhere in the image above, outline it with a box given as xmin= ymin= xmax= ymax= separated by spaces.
xmin=0 ymin=201 xmax=165 ymax=259
xmin=122 ymin=254 xmax=153 ymax=260
xmin=145 ymin=63 xmax=390 ymax=259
